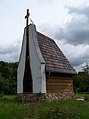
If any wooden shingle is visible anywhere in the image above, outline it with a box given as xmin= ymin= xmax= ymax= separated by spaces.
xmin=37 ymin=32 xmax=76 ymax=74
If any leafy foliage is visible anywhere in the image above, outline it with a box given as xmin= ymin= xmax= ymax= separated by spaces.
xmin=0 ymin=61 xmax=18 ymax=95
xmin=73 ymin=72 xmax=89 ymax=93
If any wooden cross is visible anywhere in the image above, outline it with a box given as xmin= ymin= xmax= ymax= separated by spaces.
xmin=25 ymin=9 xmax=30 ymax=27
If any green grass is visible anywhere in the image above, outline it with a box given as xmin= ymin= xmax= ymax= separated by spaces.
xmin=0 ymin=95 xmax=16 ymax=103
xmin=76 ymin=92 xmax=89 ymax=97
xmin=0 ymin=95 xmax=89 ymax=119
xmin=75 ymin=92 xmax=89 ymax=101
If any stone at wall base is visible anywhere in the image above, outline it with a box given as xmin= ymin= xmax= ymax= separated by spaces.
xmin=17 ymin=92 xmax=74 ymax=102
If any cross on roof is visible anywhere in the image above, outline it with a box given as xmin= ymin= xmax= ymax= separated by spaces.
xmin=25 ymin=9 xmax=30 ymax=27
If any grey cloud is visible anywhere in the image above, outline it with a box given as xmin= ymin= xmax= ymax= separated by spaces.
xmin=0 ymin=41 xmax=20 ymax=62
xmin=55 ymin=5 xmax=89 ymax=45
xmin=68 ymin=6 xmax=89 ymax=18
xmin=69 ymin=46 xmax=89 ymax=67
xmin=70 ymin=58 xmax=83 ymax=67
xmin=60 ymin=42 xmax=89 ymax=71
xmin=70 ymin=55 xmax=89 ymax=67
xmin=0 ymin=46 xmax=18 ymax=54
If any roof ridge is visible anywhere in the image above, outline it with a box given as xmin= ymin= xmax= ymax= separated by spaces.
xmin=37 ymin=32 xmax=55 ymax=43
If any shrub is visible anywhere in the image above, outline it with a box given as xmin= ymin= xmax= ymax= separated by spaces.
xmin=84 ymin=95 xmax=89 ymax=101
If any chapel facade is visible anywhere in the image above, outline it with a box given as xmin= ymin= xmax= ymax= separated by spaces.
xmin=17 ymin=9 xmax=76 ymax=100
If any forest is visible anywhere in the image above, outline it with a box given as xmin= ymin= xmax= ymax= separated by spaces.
xmin=0 ymin=61 xmax=89 ymax=95
xmin=0 ymin=61 xmax=17 ymax=95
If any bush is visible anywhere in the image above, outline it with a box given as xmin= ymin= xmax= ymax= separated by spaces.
xmin=73 ymin=72 xmax=89 ymax=93
xmin=84 ymin=95 xmax=89 ymax=101
xmin=0 ymin=92 xmax=3 ymax=98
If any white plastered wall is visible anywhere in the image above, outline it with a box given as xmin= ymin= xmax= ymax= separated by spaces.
xmin=29 ymin=24 xmax=46 ymax=93
xmin=17 ymin=29 xmax=26 ymax=93
xmin=17 ymin=24 xmax=46 ymax=94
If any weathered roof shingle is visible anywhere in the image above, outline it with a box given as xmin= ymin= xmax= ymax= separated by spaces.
xmin=37 ymin=32 xmax=76 ymax=74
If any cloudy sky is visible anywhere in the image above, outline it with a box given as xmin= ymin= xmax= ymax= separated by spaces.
xmin=0 ymin=0 xmax=89 ymax=72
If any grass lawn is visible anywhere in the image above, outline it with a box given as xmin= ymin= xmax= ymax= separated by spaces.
xmin=0 ymin=95 xmax=89 ymax=119
xmin=75 ymin=92 xmax=89 ymax=96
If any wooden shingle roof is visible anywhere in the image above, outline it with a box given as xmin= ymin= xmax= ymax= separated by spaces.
xmin=37 ymin=32 xmax=76 ymax=74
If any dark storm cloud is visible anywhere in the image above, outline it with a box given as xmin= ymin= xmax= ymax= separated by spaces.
xmin=55 ymin=5 xmax=89 ymax=45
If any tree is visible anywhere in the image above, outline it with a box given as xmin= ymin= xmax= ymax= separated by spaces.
xmin=73 ymin=63 xmax=89 ymax=93
xmin=0 ymin=61 xmax=18 ymax=95
xmin=82 ymin=62 xmax=89 ymax=74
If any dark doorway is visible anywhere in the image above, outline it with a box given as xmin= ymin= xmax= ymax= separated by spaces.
xmin=23 ymin=28 xmax=32 ymax=93
xmin=23 ymin=57 xmax=32 ymax=93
